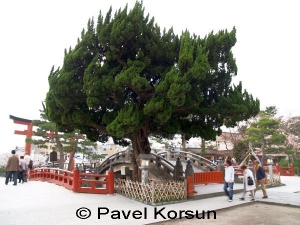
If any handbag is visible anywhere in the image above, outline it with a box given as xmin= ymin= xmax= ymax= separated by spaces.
xmin=247 ymin=176 xmax=254 ymax=185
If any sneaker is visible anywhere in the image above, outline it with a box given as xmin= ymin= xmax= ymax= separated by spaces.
xmin=262 ymin=196 xmax=268 ymax=199
xmin=239 ymin=198 xmax=245 ymax=200
xmin=250 ymin=199 xmax=255 ymax=201
xmin=229 ymin=200 xmax=232 ymax=202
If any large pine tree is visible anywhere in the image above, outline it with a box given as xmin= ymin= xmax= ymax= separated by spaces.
xmin=45 ymin=2 xmax=260 ymax=180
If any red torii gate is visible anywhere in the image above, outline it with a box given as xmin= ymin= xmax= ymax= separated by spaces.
xmin=9 ymin=115 xmax=33 ymax=155
xmin=9 ymin=115 xmax=80 ymax=170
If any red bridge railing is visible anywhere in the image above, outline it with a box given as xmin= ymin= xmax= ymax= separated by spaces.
xmin=29 ymin=168 xmax=114 ymax=194
xmin=193 ymin=171 xmax=224 ymax=185
xmin=186 ymin=171 xmax=224 ymax=195
xmin=273 ymin=165 xmax=294 ymax=176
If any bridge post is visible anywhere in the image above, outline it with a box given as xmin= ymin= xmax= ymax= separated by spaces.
xmin=166 ymin=148 xmax=171 ymax=161
xmin=185 ymin=161 xmax=197 ymax=195
xmin=107 ymin=166 xmax=115 ymax=194
xmin=121 ymin=166 xmax=131 ymax=180
xmin=185 ymin=160 xmax=194 ymax=178
xmin=72 ymin=167 xmax=79 ymax=193
xmin=217 ymin=157 xmax=224 ymax=171
xmin=217 ymin=157 xmax=225 ymax=181
xmin=174 ymin=157 xmax=184 ymax=181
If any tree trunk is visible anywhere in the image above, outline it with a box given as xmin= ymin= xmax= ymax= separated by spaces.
xmin=182 ymin=134 xmax=186 ymax=151
xmin=54 ymin=131 xmax=65 ymax=169
xmin=68 ymin=149 xmax=76 ymax=171
xmin=68 ymin=138 xmax=78 ymax=171
xmin=261 ymin=140 xmax=265 ymax=166
xmin=130 ymin=126 xmax=151 ymax=181
xmin=293 ymin=148 xmax=297 ymax=161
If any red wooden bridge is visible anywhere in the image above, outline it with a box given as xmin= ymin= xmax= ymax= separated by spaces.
xmin=29 ymin=167 xmax=114 ymax=194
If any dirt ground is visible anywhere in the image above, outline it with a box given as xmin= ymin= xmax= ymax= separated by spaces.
xmin=150 ymin=202 xmax=300 ymax=225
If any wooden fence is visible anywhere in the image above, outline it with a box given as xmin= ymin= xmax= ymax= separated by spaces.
xmin=115 ymin=178 xmax=186 ymax=204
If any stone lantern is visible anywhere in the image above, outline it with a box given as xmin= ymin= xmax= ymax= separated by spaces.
xmin=137 ymin=154 xmax=152 ymax=184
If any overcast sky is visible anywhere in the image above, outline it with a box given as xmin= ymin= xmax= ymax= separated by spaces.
xmin=0 ymin=0 xmax=299 ymax=153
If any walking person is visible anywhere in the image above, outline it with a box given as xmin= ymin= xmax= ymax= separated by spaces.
xmin=24 ymin=152 xmax=31 ymax=167
xmin=28 ymin=159 xmax=33 ymax=169
xmin=5 ymin=150 xmax=19 ymax=185
xmin=210 ymin=157 xmax=215 ymax=165
xmin=239 ymin=165 xmax=255 ymax=201
xmin=253 ymin=160 xmax=268 ymax=198
xmin=223 ymin=159 xmax=235 ymax=202
xmin=18 ymin=155 xmax=27 ymax=183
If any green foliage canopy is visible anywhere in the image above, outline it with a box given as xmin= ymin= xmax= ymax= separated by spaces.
xmin=45 ymin=2 xmax=259 ymax=156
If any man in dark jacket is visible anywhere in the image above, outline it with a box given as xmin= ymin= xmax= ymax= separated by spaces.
xmin=5 ymin=150 xmax=19 ymax=185
xmin=253 ymin=160 xmax=268 ymax=198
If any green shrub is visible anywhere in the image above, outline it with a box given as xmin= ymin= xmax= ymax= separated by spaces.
xmin=295 ymin=155 xmax=300 ymax=167
xmin=0 ymin=168 xmax=6 ymax=173
xmin=279 ymin=158 xmax=289 ymax=167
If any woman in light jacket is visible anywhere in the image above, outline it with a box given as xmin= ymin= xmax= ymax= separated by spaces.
xmin=239 ymin=165 xmax=256 ymax=201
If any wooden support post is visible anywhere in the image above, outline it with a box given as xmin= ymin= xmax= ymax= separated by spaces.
xmin=107 ymin=167 xmax=114 ymax=195
xmin=275 ymin=165 xmax=280 ymax=174
xmin=69 ymin=151 xmax=75 ymax=171
xmin=72 ymin=168 xmax=79 ymax=193
xmin=186 ymin=176 xmax=197 ymax=195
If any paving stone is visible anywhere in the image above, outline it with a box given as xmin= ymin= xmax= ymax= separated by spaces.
xmin=0 ymin=176 xmax=299 ymax=225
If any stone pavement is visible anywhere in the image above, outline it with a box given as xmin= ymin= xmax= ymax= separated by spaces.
xmin=0 ymin=176 xmax=299 ymax=225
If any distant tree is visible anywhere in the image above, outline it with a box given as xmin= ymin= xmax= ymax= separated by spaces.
xmin=85 ymin=152 xmax=105 ymax=164
xmin=233 ymin=142 xmax=249 ymax=164
xmin=149 ymin=136 xmax=168 ymax=153
xmin=45 ymin=2 xmax=259 ymax=180
xmin=264 ymin=106 xmax=278 ymax=116
xmin=295 ymin=155 xmax=300 ymax=175
xmin=53 ymin=129 xmax=99 ymax=170
xmin=280 ymin=116 xmax=300 ymax=160
xmin=243 ymin=107 xmax=286 ymax=164
xmin=279 ymin=158 xmax=289 ymax=167
xmin=27 ymin=111 xmax=65 ymax=169
xmin=27 ymin=111 xmax=99 ymax=170
xmin=228 ymin=120 xmax=254 ymax=164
